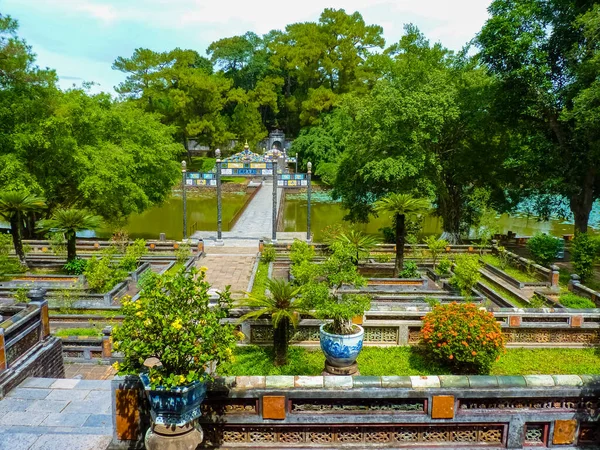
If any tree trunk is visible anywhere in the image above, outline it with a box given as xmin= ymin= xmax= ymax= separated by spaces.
xmin=570 ymin=167 xmax=597 ymax=234
xmin=394 ymin=213 xmax=405 ymax=277
xmin=438 ymin=184 xmax=462 ymax=243
xmin=9 ymin=213 xmax=27 ymax=267
xmin=66 ymin=231 xmax=77 ymax=263
xmin=273 ymin=318 xmax=290 ymax=366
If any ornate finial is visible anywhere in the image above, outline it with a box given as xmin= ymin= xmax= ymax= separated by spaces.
xmin=244 ymin=140 xmax=249 ymax=150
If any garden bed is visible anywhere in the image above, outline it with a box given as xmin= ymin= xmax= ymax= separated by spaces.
xmin=217 ymin=346 xmax=600 ymax=376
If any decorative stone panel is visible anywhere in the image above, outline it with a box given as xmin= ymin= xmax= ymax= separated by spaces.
xmin=431 ymin=395 xmax=454 ymax=419
xmin=262 ymin=396 xmax=286 ymax=420
xmin=553 ymin=419 xmax=577 ymax=445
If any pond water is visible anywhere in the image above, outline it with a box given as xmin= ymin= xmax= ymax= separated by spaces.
xmin=283 ymin=194 xmax=599 ymax=242
xmin=94 ymin=192 xmax=249 ymax=240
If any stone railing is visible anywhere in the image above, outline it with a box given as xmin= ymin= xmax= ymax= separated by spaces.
xmin=233 ymin=308 xmax=600 ymax=348
xmin=110 ymin=374 xmax=600 ymax=449
xmin=0 ymin=289 xmax=64 ymax=398
xmin=569 ymin=275 xmax=600 ymax=307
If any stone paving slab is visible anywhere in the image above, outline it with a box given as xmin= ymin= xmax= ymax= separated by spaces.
xmin=0 ymin=378 xmax=113 ymax=450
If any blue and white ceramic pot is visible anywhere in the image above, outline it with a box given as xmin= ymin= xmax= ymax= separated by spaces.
xmin=319 ymin=324 xmax=364 ymax=367
xmin=140 ymin=373 xmax=207 ymax=427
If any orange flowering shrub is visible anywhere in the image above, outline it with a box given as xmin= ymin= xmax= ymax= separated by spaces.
xmin=421 ymin=302 xmax=506 ymax=374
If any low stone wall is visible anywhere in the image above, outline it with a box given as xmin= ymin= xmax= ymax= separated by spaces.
xmin=110 ymin=374 xmax=600 ymax=449
xmin=569 ymin=275 xmax=600 ymax=306
xmin=0 ymin=294 xmax=64 ymax=398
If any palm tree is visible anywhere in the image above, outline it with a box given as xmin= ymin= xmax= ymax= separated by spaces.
xmin=238 ymin=278 xmax=305 ymax=366
xmin=374 ymin=194 xmax=430 ymax=277
xmin=0 ymin=191 xmax=46 ymax=266
xmin=39 ymin=209 xmax=102 ymax=262
xmin=329 ymin=229 xmax=380 ymax=266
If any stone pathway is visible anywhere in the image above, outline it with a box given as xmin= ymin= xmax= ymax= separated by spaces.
xmin=479 ymin=267 xmax=538 ymax=305
xmin=64 ymin=363 xmax=115 ymax=381
xmin=198 ymin=247 xmax=257 ymax=297
xmin=0 ymin=378 xmax=113 ymax=450
xmin=230 ymin=180 xmax=282 ymax=236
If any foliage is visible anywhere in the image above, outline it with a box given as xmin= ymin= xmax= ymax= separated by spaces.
xmin=63 ymin=258 xmax=87 ymax=275
xmin=399 ymin=261 xmax=420 ymax=279
xmin=373 ymin=193 xmax=429 ymax=277
xmin=120 ymin=239 xmax=148 ymax=272
xmin=48 ymin=232 xmax=66 ymax=256
xmin=436 ymin=257 xmax=452 ymax=275
xmin=175 ymin=243 xmax=191 ymax=264
xmin=14 ymin=286 xmax=30 ymax=303
xmin=261 ymin=244 xmax=276 ymax=263
xmin=496 ymin=246 xmax=510 ymax=270
xmin=559 ymin=293 xmax=596 ymax=309
xmin=289 ymin=239 xmax=315 ymax=267
xmin=450 ymin=254 xmax=482 ymax=297
xmin=53 ymin=327 xmax=102 ymax=337
xmin=571 ymin=233 xmax=600 ymax=282
xmin=378 ymin=226 xmax=396 ymax=244
xmin=39 ymin=209 xmax=102 ymax=262
xmin=84 ymin=248 xmax=127 ymax=293
xmin=51 ymin=285 xmax=85 ymax=314
xmin=238 ymin=279 xmax=306 ymax=365
xmin=374 ymin=253 xmax=392 ymax=263
xmin=112 ymin=268 xmax=237 ymax=389
xmin=295 ymin=241 xmax=370 ymax=335
xmin=327 ymin=228 xmax=379 ymax=265
xmin=526 ymin=234 xmax=561 ymax=267
xmin=251 ymin=261 xmax=269 ymax=296
xmin=421 ymin=303 xmax=506 ymax=374
xmin=424 ymin=235 xmax=449 ymax=269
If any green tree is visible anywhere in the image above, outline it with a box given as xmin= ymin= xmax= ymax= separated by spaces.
xmin=424 ymin=235 xmax=449 ymax=270
xmin=477 ymin=0 xmax=600 ymax=233
xmin=373 ymin=194 xmax=430 ymax=277
xmin=39 ymin=209 xmax=102 ymax=262
xmin=0 ymin=191 xmax=45 ymax=266
xmin=238 ymin=279 xmax=305 ymax=366
xmin=328 ymin=228 xmax=380 ymax=266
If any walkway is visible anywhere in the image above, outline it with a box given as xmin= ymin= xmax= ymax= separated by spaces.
xmin=197 ymin=247 xmax=258 ymax=298
xmin=479 ymin=267 xmax=539 ymax=306
xmin=0 ymin=378 xmax=112 ymax=450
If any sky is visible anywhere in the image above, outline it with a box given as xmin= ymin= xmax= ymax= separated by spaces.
xmin=2 ymin=0 xmax=493 ymax=94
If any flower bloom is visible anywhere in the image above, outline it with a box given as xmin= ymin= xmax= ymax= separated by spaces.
xmin=171 ymin=319 xmax=183 ymax=330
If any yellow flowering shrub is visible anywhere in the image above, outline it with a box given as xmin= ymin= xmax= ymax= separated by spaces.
xmin=112 ymin=268 xmax=237 ymax=389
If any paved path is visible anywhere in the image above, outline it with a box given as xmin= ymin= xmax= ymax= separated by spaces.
xmin=198 ymin=247 xmax=257 ymax=297
xmin=0 ymin=378 xmax=112 ymax=450
xmin=230 ymin=180 xmax=282 ymax=235
xmin=64 ymin=363 xmax=115 ymax=381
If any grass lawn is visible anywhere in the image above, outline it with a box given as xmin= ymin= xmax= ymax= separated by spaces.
xmin=222 ymin=176 xmax=248 ymax=184
xmin=217 ymin=346 xmax=600 ymax=376
xmin=250 ymin=261 xmax=269 ymax=296
xmin=481 ymin=255 xmax=540 ymax=283
xmin=478 ymin=279 xmax=531 ymax=308
xmin=53 ymin=327 xmax=103 ymax=337
xmin=49 ymin=308 xmax=123 ymax=317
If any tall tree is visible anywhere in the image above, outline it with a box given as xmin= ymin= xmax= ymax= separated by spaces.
xmin=39 ymin=209 xmax=101 ymax=262
xmin=477 ymin=0 xmax=600 ymax=233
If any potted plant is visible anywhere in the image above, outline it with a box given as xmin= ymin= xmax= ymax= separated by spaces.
xmin=111 ymin=267 xmax=237 ymax=426
xmin=296 ymin=240 xmax=371 ymax=371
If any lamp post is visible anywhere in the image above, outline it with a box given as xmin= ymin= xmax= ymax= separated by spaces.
xmin=181 ymin=160 xmax=187 ymax=240
xmin=216 ymin=149 xmax=223 ymax=244
xmin=295 ymin=152 xmax=298 ymax=173
xmin=272 ymin=160 xmax=278 ymax=243
xmin=307 ymin=161 xmax=312 ymax=242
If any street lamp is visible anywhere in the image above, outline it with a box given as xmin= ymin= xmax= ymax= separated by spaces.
xmin=307 ymin=162 xmax=312 ymax=242
xmin=215 ymin=149 xmax=223 ymax=243
xmin=181 ymin=160 xmax=187 ymax=240
xmin=272 ymin=160 xmax=278 ymax=243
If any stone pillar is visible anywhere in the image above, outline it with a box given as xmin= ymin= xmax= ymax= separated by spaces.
xmin=307 ymin=162 xmax=312 ymax=242
xmin=259 ymin=239 xmax=264 ymax=253
xmin=568 ymin=274 xmax=580 ymax=293
xmin=216 ymin=149 xmax=223 ymax=244
xmin=550 ymin=265 xmax=560 ymax=289
xmin=0 ymin=328 xmax=6 ymax=372
xmin=102 ymin=326 xmax=112 ymax=359
xmin=28 ymin=289 xmax=49 ymax=339
xmin=197 ymin=239 xmax=204 ymax=253
xmin=181 ymin=161 xmax=187 ymax=240
xmin=272 ymin=160 xmax=278 ymax=243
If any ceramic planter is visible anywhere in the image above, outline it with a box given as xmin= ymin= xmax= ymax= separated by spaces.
xmin=140 ymin=373 xmax=207 ymax=427
xmin=319 ymin=323 xmax=364 ymax=367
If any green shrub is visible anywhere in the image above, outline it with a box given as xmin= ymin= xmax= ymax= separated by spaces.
xmin=421 ymin=303 xmax=506 ymax=374
xmin=289 ymin=239 xmax=315 ymax=266
xmin=436 ymin=257 xmax=452 ymax=275
xmin=84 ymin=249 xmax=127 ymax=293
xmin=0 ymin=234 xmax=23 ymax=277
xmin=120 ymin=239 xmax=148 ymax=272
xmin=424 ymin=235 xmax=449 ymax=270
xmin=261 ymin=244 xmax=276 ymax=263
xmin=0 ymin=233 xmax=11 ymax=255
xmin=399 ymin=261 xmax=420 ymax=278
xmin=496 ymin=246 xmax=510 ymax=270
xmin=560 ymin=293 xmax=596 ymax=309
xmin=175 ymin=243 xmax=191 ymax=264
xmin=14 ymin=286 xmax=30 ymax=303
xmin=378 ymin=226 xmax=395 ymax=244
xmin=374 ymin=253 xmax=392 ymax=263
xmin=63 ymin=258 xmax=87 ymax=275
xmin=48 ymin=232 xmax=66 ymax=256
xmin=450 ymin=254 xmax=482 ymax=296
xmin=571 ymin=233 xmax=600 ymax=282
xmin=526 ymin=233 xmax=561 ymax=267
